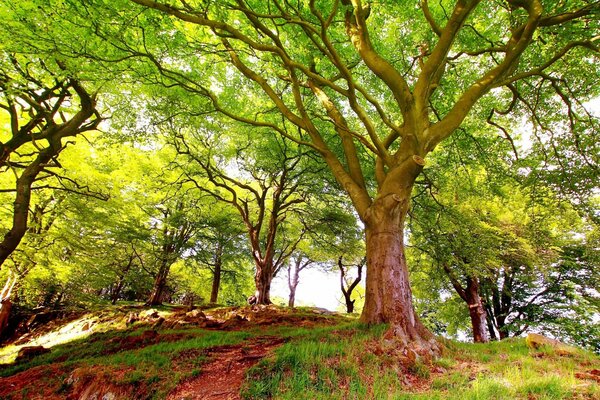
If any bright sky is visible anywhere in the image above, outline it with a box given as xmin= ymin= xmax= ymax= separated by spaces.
xmin=271 ymin=268 xmax=351 ymax=311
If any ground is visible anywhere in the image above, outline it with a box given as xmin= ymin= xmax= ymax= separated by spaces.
xmin=0 ymin=304 xmax=598 ymax=399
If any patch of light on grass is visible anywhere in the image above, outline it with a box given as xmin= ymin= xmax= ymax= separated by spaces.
xmin=0 ymin=314 xmax=104 ymax=364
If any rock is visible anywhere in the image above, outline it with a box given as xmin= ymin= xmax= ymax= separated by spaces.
xmin=151 ymin=316 xmax=165 ymax=329
xmin=126 ymin=312 xmax=138 ymax=326
xmin=221 ymin=314 xmax=248 ymax=329
xmin=15 ymin=346 xmax=50 ymax=362
xmin=140 ymin=309 xmax=159 ymax=320
xmin=526 ymin=333 xmax=578 ymax=355
xmin=185 ymin=309 xmax=206 ymax=320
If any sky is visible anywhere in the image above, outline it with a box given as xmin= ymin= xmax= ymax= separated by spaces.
xmin=270 ymin=267 xmax=354 ymax=311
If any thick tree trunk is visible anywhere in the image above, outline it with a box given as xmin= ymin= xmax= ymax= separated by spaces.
xmin=147 ymin=260 xmax=171 ymax=306
xmin=255 ymin=263 xmax=273 ymax=305
xmin=361 ymin=193 xmax=438 ymax=356
xmin=465 ymin=277 xmax=489 ymax=343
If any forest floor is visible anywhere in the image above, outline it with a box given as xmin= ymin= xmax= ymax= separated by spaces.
xmin=0 ymin=304 xmax=598 ymax=400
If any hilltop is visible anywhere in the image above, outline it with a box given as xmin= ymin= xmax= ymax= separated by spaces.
xmin=0 ymin=305 xmax=598 ymax=400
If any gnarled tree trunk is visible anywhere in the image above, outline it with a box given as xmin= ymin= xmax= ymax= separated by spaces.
xmin=465 ymin=277 xmax=489 ymax=343
xmin=147 ymin=259 xmax=171 ymax=306
xmin=361 ymin=194 xmax=436 ymax=354
xmin=254 ymin=262 xmax=273 ymax=305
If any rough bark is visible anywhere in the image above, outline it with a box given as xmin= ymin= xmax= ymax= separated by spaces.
xmin=465 ymin=277 xmax=489 ymax=343
xmin=209 ymin=258 xmax=222 ymax=304
xmin=442 ymin=264 xmax=490 ymax=343
xmin=147 ymin=259 xmax=171 ymax=306
xmin=361 ymin=188 xmax=438 ymax=355
xmin=254 ymin=262 xmax=273 ymax=305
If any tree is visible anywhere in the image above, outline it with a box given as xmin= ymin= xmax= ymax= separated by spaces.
xmin=174 ymin=130 xmax=318 ymax=304
xmin=0 ymin=54 xmax=101 ymax=268
xmin=188 ymin=204 xmax=247 ymax=304
xmin=286 ymin=252 xmax=314 ymax=308
xmin=13 ymin=0 xmax=599 ymax=354
xmin=338 ymin=256 xmax=365 ymax=314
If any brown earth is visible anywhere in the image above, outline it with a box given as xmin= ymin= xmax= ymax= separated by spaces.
xmin=167 ymin=336 xmax=286 ymax=400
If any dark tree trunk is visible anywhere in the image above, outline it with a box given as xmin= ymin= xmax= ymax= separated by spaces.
xmin=361 ymin=193 xmax=437 ymax=355
xmin=0 ymin=148 xmax=55 ymax=268
xmin=339 ymin=256 xmax=364 ymax=314
xmin=0 ymin=273 xmax=17 ymax=337
xmin=147 ymin=259 xmax=171 ymax=306
xmin=465 ymin=277 xmax=489 ymax=343
xmin=210 ymin=261 xmax=222 ymax=304
xmin=111 ymin=255 xmax=135 ymax=305
xmin=210 ymin=244 xmax=223 ymax=304
xmin=0 ymin=298 xmax=11 ymax=337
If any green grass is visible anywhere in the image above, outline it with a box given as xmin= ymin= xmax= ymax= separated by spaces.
xmin=1 ymin=307 xmax=599 ymax=400
xmin=241 ymin=325 xmax=600 ymax=400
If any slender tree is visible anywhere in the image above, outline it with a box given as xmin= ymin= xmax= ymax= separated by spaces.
xmin=338 ymin=256 xmax=365 ymax=314
xmin=286 ymin=253 xmax=314 ymax=308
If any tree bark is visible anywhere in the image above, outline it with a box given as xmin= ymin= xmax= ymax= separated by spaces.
xmin=254 ymin=262 xmax=273 ymax=305
xmin=147 ymin=259 xmax=171 ymax=306
xmin=287 ymin=262 xmax=299 ymax=308
xmin=361 ymin=192 xmax=437 ymax=355
xmin=0 ymin=273 xmax=17 ymax=337
xmin=0 ymin=148 xmax=55 ymax=267
xmin=465 ymin=277 xmax=489 ymax=343
xmin=339 ymin=256 xmax=363 ymax=314
xmin=209 ymin=242 xmax=224 ymax=304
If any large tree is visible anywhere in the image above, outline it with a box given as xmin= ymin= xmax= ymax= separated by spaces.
xmin=10 ymin=0 xmax=598 ymax=354
xmin=0 ymin=53 xmax=101 ymax=269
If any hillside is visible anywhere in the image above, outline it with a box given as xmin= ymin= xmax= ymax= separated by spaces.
xmin=0 ymin=305 xmax=598 ymax=400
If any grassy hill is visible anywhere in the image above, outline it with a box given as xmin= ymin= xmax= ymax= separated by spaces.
xmin=0 ymin=305 xmax=598 ymax=399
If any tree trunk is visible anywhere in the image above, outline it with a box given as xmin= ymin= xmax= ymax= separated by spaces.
xmin=0 ymin=273 xmax=17 ymax=337
xmin=0 ymin=148 xmax=55 ymax=268
xmin=344 ymin=295 xmax=355 ymax=313
xmin=288 ymin=264 xmax=299 ymax=308
xmin=361 ymin=192 xmax=438 ymax=356
xmin=209 ymin=243 xmax=223 ymax=304
xmin=210 ymin=260 xmax=222 ymax=304
xmin=465 ymin=277 xmax=489 ymax=343
xmin=254 ymin=262 xmax=273 ymax=305
xmin=147 ymin=260 xmax=171 ymax=306
xmin=339 ymin=256 xmax=363 ymax=314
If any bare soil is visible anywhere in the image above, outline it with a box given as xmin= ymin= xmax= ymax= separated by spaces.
xmin=167 ymin=336 xmax=286 ymax=400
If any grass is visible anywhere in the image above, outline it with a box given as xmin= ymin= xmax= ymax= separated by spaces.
xmin=241 ymin=325 xmax=600 ymax=400
xmin=1 ymin=306 xmax=599 ymax=400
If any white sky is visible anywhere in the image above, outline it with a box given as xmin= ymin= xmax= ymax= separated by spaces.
xmin=271 ymin=268 xmax=349 ymax=311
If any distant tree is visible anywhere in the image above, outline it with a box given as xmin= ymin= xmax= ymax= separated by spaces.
xmin=338 ymin=256 xmax=365 ymax=314
xmin=174 ymin=130 xmax=320 ymax=305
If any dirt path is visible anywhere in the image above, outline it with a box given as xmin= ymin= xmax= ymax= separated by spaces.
xmin=167 ymin=336 xmax=285 ymax=400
